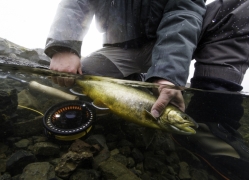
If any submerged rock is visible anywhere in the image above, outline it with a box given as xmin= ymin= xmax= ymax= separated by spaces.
xmin=0 ymin=173 xmax=11 ymax=180
xmin=69 ymin=169 xmax=101 ymax=180
xmin=55 ymin=151 xmax=93 ymax=179
xmin=14 ymin=139 xmax=30 ymax=149
xmin=32 ymin=142 xmax=60 ymax=156
xmin=55 ymin=140 xmax=96 ymax=178
xmin=92 ymin=145 xmax=110 ymax=169
xmin=18 ymin=89 xmax=41 ymax=110
xmin=19 ymin=162 xmax=56 ymax=180
xmin=0 ymin=89 xmax=18 ymax=122
xmin=6 ymin=150 xmax=36 ymax=175
xmin=99 ymin=158 xmax=140 ymax=180
xmin=178 ymin=161 xmax=191 ymax=180
xmin=12 ymin=116 xmax=44 ymax=137
xmin=0 ymin=159 xmax=6 ymax=173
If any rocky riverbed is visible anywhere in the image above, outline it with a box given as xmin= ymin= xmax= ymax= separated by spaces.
xmin=0 ymin=74 xmax=221 ymax=180
xmin=0 ymin=109 xmax=220 ymax=180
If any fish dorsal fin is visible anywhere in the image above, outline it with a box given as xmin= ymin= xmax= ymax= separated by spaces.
xmin=92 ymin=100 xmax=109 ymax=110
xmin=83 ymin=75 xmax=160 ymax=89
xmin=143 ymin=109 xmax=158 ymax=122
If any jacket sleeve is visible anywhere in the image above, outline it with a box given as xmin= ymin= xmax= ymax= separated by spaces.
xmin=44 ymin=0 xmax=96 ymax=58
xmin=145 ymin=0 xmax=206 ymax=86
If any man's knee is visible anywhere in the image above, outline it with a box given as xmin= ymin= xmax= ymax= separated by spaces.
xmin=81 ymin=52 xmax=124 ymax=78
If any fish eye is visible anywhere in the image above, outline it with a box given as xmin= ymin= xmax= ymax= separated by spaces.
xmin=182 ymin=115 xmax=188 ymax=120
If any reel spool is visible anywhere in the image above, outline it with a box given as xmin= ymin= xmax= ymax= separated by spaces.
xmin=43 ymin=100 xmax=95 ymax=141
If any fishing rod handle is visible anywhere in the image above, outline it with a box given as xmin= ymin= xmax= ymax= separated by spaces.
xmin=29 ymin=81 xmax=79 ymax=100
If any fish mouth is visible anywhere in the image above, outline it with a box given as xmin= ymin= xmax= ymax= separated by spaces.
xmin=191 ymin=118 xmax=199 ymax=128
xmin=166 ymin=110 xmax=199 ymax=135
xmin=169 ymin=125 xmax=197 ymax=135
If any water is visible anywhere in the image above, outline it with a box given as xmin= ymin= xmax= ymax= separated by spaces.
xmin=0 ymin=64 xmax=249 ymax=179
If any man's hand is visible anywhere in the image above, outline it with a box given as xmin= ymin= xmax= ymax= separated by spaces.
xmin=151 ymin=79 xmax=185 ymax=118
xmin=50 ymin=51 xmax=82 ymax=86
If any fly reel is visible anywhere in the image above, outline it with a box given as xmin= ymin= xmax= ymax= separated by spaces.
xmin=43 ymin=100 xmax=95 ymax=141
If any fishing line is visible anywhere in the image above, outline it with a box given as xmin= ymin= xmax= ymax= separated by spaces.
xmin=171 ymin=135 xmax=230 ymax=180
xmin=18 ymin=105 xmax=44 ymax=116
xmin=17 ymin=101 xmax=96 ymax=142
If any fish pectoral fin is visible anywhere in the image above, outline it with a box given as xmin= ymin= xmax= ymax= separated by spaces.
xmin=169 ymin=125 xmax=196 ymax=135
xmin=143 ymin=109 xmax=158 ymax=122
xmin=70 ymin=87 xmax=87 ymax=96
xmin=92 ymin=100 xmax=109 ymax=110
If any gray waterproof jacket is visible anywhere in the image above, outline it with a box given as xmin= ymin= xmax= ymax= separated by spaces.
xmin=45 ymin=0 xmax=206 ymax=86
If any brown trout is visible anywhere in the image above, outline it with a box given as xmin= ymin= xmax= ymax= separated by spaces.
xmin=76 ymin=76 xmax=198 ymax=135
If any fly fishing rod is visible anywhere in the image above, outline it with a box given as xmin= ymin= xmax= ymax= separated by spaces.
xmin=5 ymin=75 xmax=96 ymax=142
xmin=6 ymin=75 xmax=79 ymax=101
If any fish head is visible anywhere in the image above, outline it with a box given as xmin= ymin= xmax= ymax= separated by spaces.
xmin=158 ymin=109 xmax=198 ymax=135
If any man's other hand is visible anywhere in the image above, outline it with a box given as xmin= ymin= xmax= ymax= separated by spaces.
xmin=151 ymin=79 xmax=185 ymax=118
xmin=50 ymin=52 xmax=82 ymax=86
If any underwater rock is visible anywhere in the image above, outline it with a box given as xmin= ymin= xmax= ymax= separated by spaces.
xmin=0 ymin=89 xmax=18 ymax=122
xmin=99 ymin=158 xmax=140 ymax=180
xmin=119 ymin=145 xmax=131 ymax=156
xmin=19 ymin=162 xmax=56 ymax=180
xmin=18 ymin=89 xmax=41 ymax=110
xmin=69 ymin=139 xmax=100 ymax=154
xmin=147 ymin=131 xmax=176 ymax=152
xmin=85 ymin=134 xmax=106 ymax=149
xmin=106 ymin=133 xmax=118 ymax=142
xmin=55 ymin=140 xmax=97 ymax=178
xmin=32 ymin=142 xmax=60 ymax=156
xmin=14 ymin=139 xmax=30 ymax=149
xmin=32 ymin=136 xmax=48 ymax=143
xmin=0 ymin=173 xmax=11 ymax=180
xmin=112 ymin=153 xmax=128 ymax=167
xmin=69 ymin=169 xmax=101 ymax=180
xmin=191 ymin=169 xmax=210 ymax=180
xmin=91 ymin=144 xmax=110 ymax=169
xmin=135 ymin=162 xmax=144 ymax=174
xmin=0 ymin=117 xmax=221 ymax=180
xmin=176 ymin=147 xmax=202 ymax=167
xmin=117 ymin=139 xmax=133 ymax=147
xmin=131 ymin=148 xmax=144 ymax=163
xmin=139 ymin=173 xmax=151 ymax=180
xmin=0 ymin=143 xmax=8 ymax=155
xmin=55 ymin=151 xmax=93 ymax=179
xmin=178 ymin=161 xmax=191 ymax=180
xmin=165 ymin=152 xmax=180 ymax=165
xmin=143 ymin=154 xmax=167 ymax=172
xmin=0 ymin=159 xmax=6 ymax=173
xmin=12 ymin=116 xmax=43 ymax=137
xmin=121 ymin=124 xmax=150 ymax=149
xmin=127 ymin=157 xmax=136 ymax=168
xmin=6 ymin=150 xmax=36 ymax=175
